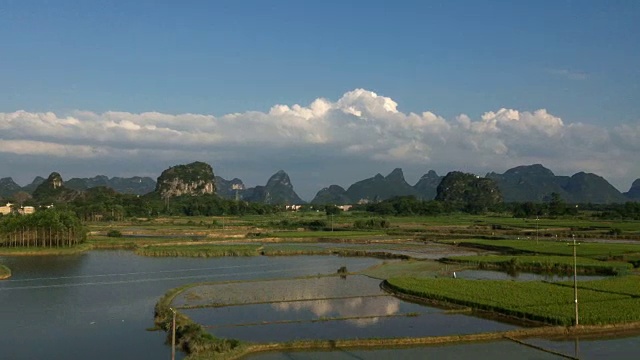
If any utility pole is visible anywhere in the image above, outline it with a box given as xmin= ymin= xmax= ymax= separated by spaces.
xmin=331 ymin=214 xmax=334 ymax=232
xmin=569 ymin=234 xmax=579 ymax=326
xmin=170 ymin=307 xmax=176 ymax=360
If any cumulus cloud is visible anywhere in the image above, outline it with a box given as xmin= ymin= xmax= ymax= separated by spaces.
xmin=0 ymin=88 xmax=638 ymax=197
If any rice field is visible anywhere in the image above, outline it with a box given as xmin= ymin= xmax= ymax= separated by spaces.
xmin=385 ymin=276 xmax=640 ymax=326
xmin=449 ymin=239 xmax=640 ymax=258
xmin=444 ymin=255 xmax=633 ymax=275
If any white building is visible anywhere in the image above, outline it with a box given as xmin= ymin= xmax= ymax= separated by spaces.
xmin=18 ymin=206 xmax=35 ymax=215
xmin=0 ymin=203 xmax=14 ymax=215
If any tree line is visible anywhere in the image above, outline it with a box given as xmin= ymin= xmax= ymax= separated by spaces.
xmin=356 ymin=194 xmax=640 ymax=220
xmin=0 ymin=209 xmax=85 ymax=248
xmin=3 ymin=184 xmax=639 ymax=223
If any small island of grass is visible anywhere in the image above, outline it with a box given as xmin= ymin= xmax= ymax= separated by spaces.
xmin=0 ymin=264 xmax=11 ymax=280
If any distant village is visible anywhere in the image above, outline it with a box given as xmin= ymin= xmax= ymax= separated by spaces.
xmin=0 ymin=202 xmax=43 ymax=216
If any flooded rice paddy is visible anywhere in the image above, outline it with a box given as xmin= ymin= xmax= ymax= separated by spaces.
xmin=0 ymin=251 xmax=380 ymax=359
xmin=1 ymin=249 xmax=638 ymax=359
xmin=179 ymin=275 xmax=518 ymax=342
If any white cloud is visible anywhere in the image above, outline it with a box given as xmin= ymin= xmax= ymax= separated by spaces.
xmin=0 ymin=139 xmax=108 ymax=158
xmin=546 ymin=68 xmax=589 ymax=80
xmin=0 ymin=88 xmax=638 ymax=197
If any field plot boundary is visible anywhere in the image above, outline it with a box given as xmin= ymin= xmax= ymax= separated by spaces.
xmin=193 ymin=324 xmax=640 ymax=360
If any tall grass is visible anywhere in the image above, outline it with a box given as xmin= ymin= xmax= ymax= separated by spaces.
xmin=0 ymin=264 xmax=11 ymax=279
xmin=0 ymin=243 xmax=93 ymax=256
xmin=137 ymin=244 xmax=261 ymax=257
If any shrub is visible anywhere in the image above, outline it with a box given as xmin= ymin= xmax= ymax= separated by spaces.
xmin=106 ymin=230 xmax=123 ymax=238
xmin=353 ymin=217 xmax=390 ymax=229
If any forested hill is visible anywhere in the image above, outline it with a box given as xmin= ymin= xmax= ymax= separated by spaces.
xmin=1 ymin=163 xmax=638 ymax=205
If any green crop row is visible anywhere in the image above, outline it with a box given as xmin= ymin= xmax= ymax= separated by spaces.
xmin=452 ymin=239 xmax=640 ymax=258
xmin=260 ymin=244 xmax=332 ymax=255
xmin=444 ymin=255 xmax=632 ymax=275
xmin=385 ymin=277 xmax=640 ymax=326
xmin=564 ymin=274 xmax=640 ymax=297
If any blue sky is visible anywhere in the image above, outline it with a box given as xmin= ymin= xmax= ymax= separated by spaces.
xmin=1 ymin=1 xmax=639 ymax=199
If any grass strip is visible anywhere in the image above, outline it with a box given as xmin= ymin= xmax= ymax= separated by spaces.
xmin=0 ymin=264 xmax=11 ymax=279
xmin=0 ymin=243 xmax=93 ymax=256
xmin=450 ymin=239 xmax=640 ymax=259
xmin=136 ymin=244 xmax=262 ymax=257
xmin=362 ymin=259 xmax=470 ymax=280
xmin=444 ymin=255 xmax=632 ymax=275
xmin=260 ymin=244 xmax=332 ymax=256
xmin=269 ymin=231 xmax=385 ymax=239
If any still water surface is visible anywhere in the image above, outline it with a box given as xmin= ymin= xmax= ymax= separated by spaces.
xmin=456 ymin=269 xmax=606 ymax=282
xmin=1 ymin=251 xmax=638 ymax=360
xmin=0 ymin=251 xmax=380 ymax=360
xmin=184 ymin=275 xmax=519 ymax=342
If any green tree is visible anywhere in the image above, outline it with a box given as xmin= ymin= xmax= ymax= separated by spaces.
xmin=548 ymin=192 xmax=566 ymax=216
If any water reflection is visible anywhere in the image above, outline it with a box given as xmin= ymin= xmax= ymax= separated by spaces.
xmin=456 ymin=269 xmax=605 ymax=282
xmin=272 ymin=296 xmax=401 ymax=327
xmin=0 ymin=253 xmax=88 ymax=280
xmin=174 ymin=275 xmax=384 ymax=307
xmin=0 ymin=252 xmax=383 ymax=360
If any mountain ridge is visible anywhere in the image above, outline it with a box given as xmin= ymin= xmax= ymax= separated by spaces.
xmin=1 ymin=163 xmax=637 ymax=204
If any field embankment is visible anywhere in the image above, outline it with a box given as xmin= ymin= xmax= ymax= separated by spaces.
xmin=137 ymin=244 xmax=262 ymax=257
xmin=0 ymin=243 xmax=93 ymax=256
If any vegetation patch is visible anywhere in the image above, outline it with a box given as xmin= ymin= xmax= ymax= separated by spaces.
xmin=106 ymin=229 xmax=123 ymax=237
xmin=86 ymin=235 xmax=205 ymax=249
xmin=362 ymin=260 xmax=469 ymax=280
xmin=384 ymin=277 xmax=640 ymax=326
xmin=154 ymin=284 xmax=248 ymax=358
xmin=559 ymin=275 xmax=640 ymax=297
xmin=353 ymin=217 xmax=391 ymax=229
xmin=444 ymin=255 xmax=632 ymax=275
xmin=136 ymin=244 xmax=262 ymax=257
xmin=0 ymin=209 xmax=86 ymax=248
xmin=0 ymin=264 xmax=11 ymax=279
xmin=267 ymin=230 xmax=385 ymax=239
xmin=0 ymin=242 xmax=93 ymax=256
xmin=449 ymin=239 xmax=640 ymax=259
xmin=261 ymin=244 xmax=331 ymax=256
